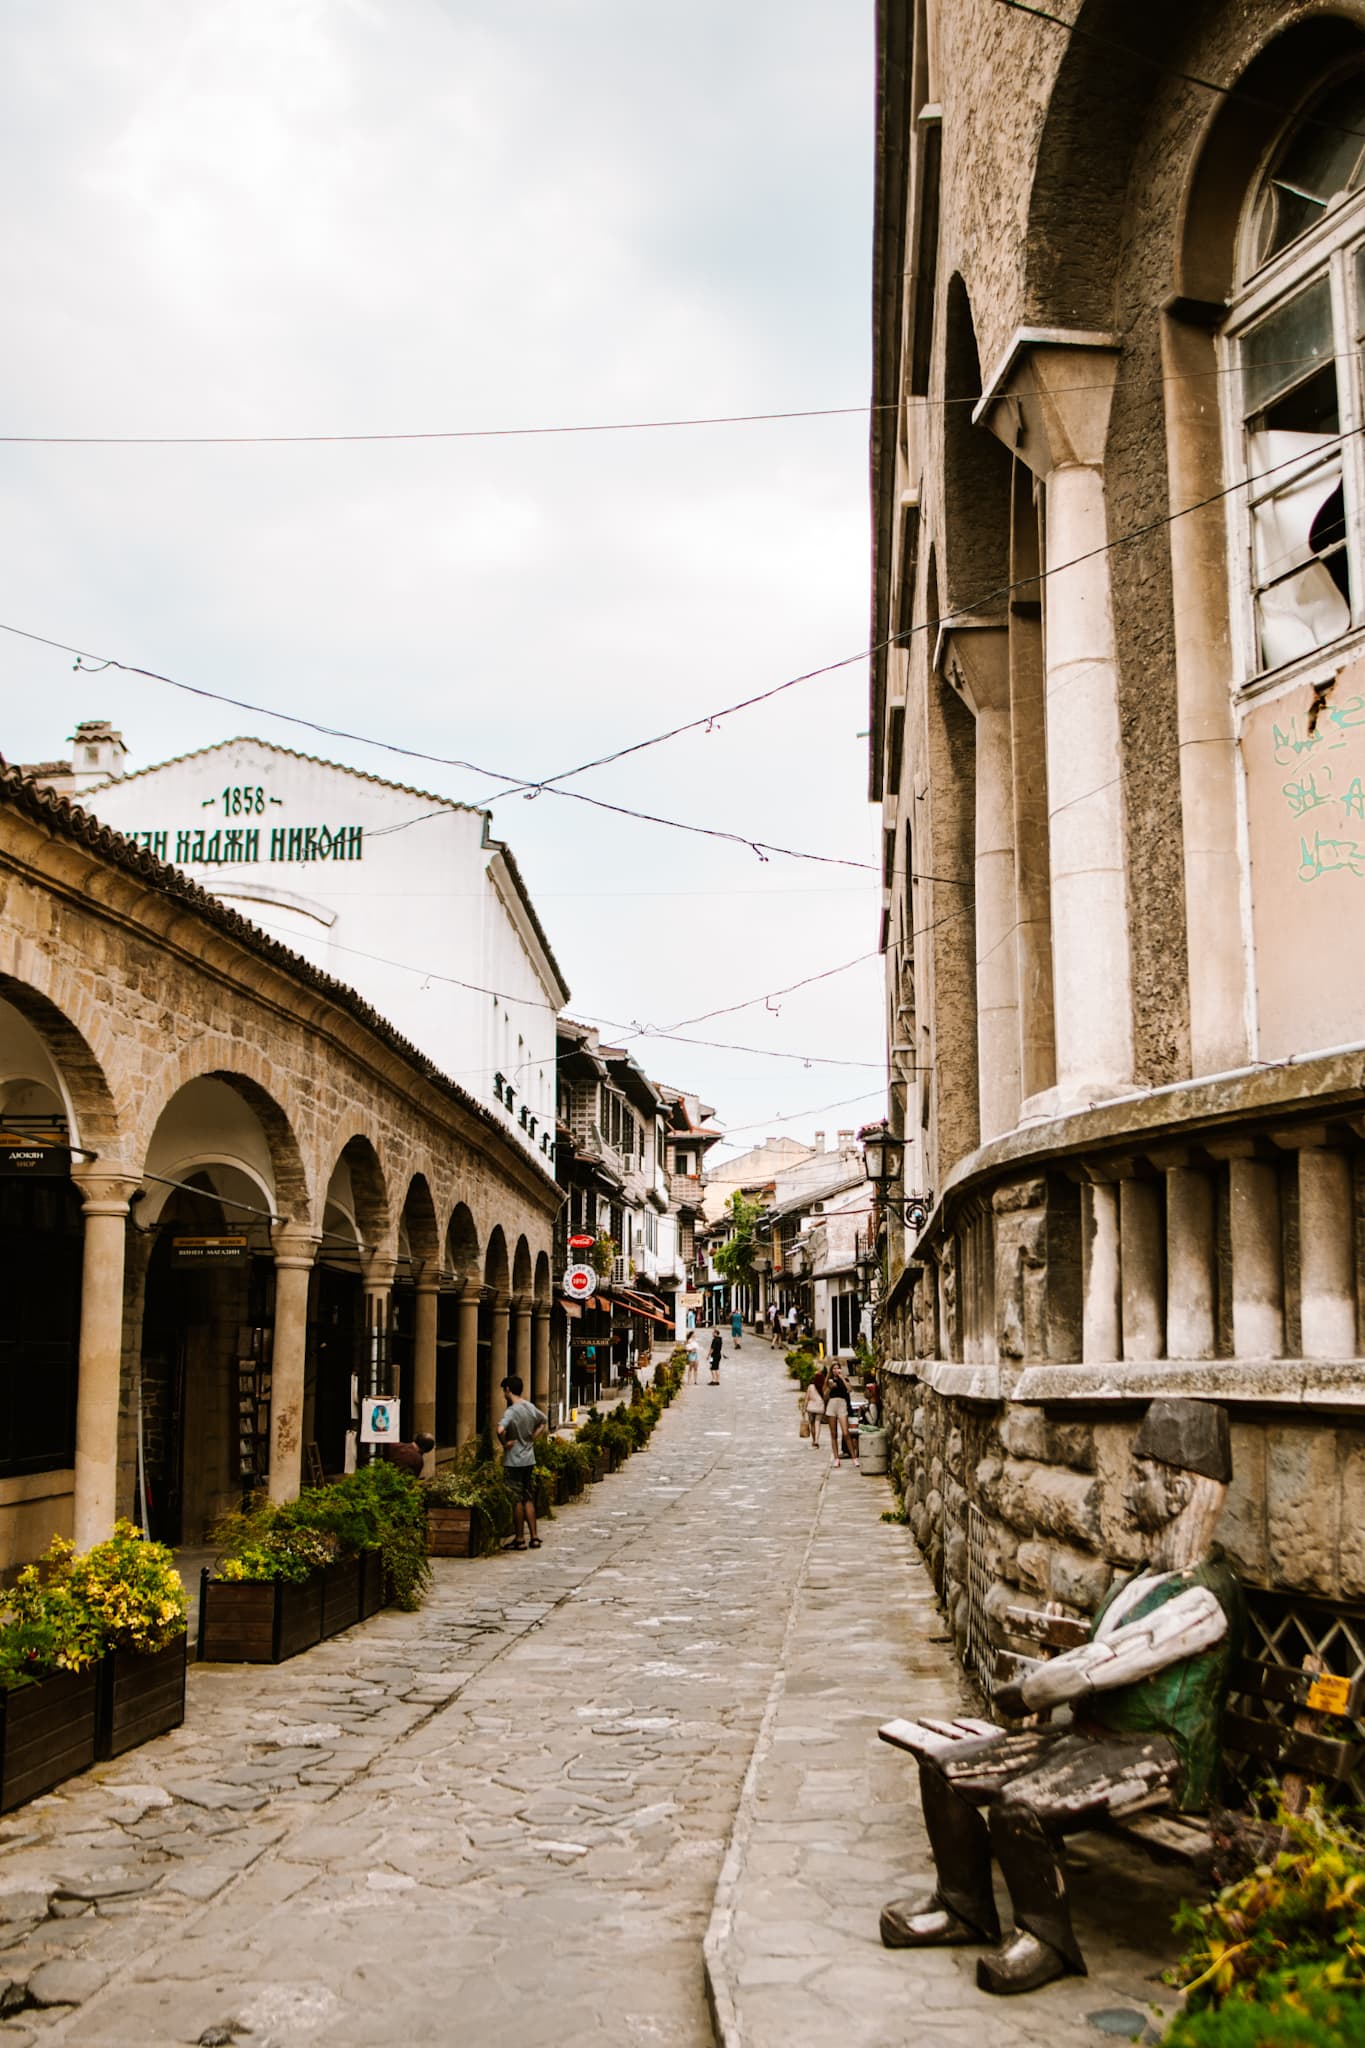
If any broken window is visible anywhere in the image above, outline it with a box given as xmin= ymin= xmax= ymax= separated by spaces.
xmin=1233 ymin=71 xmax=1365 ymax=673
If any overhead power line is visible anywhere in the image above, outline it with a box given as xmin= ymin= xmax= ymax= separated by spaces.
xmin=4 ymin=413 xmax=1348 ymax=880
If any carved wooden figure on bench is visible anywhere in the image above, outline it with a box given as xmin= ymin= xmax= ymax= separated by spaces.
xmin=879 ymin=1398 xmax=1243 ymax=1997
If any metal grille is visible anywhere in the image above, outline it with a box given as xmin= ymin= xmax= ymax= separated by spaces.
xmin=964 ymin=1501 xmax=992 ymax=1688
xmin=1226 ymin=1591 xmax=1365 ymax=1808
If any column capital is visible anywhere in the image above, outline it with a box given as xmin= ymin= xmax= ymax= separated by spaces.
xmin=458 ymin=1279 xmax=484 ymax=1305
xmin=532 ymin=1302 xmax=552 ymax=1323
xmin=489 ymin=1288 xmax=511 ymax=1314
xmin=414 ymin=1263 xmax=443 ymax=1294
xmin=361 ymin=1250 xmax=398 ymax=1293
xmin=271 ymin=1222 xmax=321 ymax=1269
xmin=974 ymin=327 xmax=1120 ymax=479
xmin=70 ymin=1167 xmax=143 ymax=1216
xmin=938 ymin=619 xmax=1009 ymax=716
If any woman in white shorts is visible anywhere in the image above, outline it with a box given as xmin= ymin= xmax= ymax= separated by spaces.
xmin=823 ymin=1363 xmax=856 ymax=1467
xmin=804 ymin=1367 xmax=827 ymax=1448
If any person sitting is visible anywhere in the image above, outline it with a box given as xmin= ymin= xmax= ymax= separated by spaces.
xmin=879 ymin=1398 xmax=1242 ymax=1996
xmin=383 ymin=1432 xmax=436 ymax=1477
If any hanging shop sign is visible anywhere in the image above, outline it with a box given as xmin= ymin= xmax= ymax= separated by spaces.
xmin=171 ymin=1234 xmax=249 ymax=1267
xmin=360 ymin=1396 xmax=401 ymax=1445
xmin=563 ymin=1263 xmax=595 ymax=1300
xmin=0 ymin=1131 xmax=71 ymax=1177
xmin=567 ymin=1233 xmax=595 ymax=1250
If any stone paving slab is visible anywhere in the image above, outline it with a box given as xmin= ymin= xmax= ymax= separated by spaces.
xmin=0 ymin=1349 xmax=1204 ymax=2047
xmin=703 ymin=1449 xmax=1195 ymax=2048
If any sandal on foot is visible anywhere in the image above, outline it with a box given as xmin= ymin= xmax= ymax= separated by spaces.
xmin=505 ymin=1539 xmax=527 ymax=1551
xmin=529 ymin=1537 xmax=543 ymax=1548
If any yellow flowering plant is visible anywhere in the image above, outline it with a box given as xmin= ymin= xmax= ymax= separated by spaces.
xmin=0 ymin=1522 xmax=187 ymax=1690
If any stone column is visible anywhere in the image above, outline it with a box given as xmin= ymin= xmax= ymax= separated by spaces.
xmin=1118 ymin=1176 xmax=1164 ymax=1361
xmin=978 ymin=339 xmax=1134 ymax=1109
xmin=1160 ymin=308 xmax=1250 ymax=1075
xmin=1162 ymin=1162 xmax=1216 ymax=1360
xmin=1009 ymin=460 xmax=1056 ymax=1108
xmin=1081 ymin=1178 xmax=1121 ymax=1364
xmin=268 ymin=1224 xmax=320 ymax=1504
xmin=1295 ymin=1144 xmax=1356 ymax=1359
xmin=413 ymin=1265 xmax=441 ymax=1444
xmin=513 ymin=1299 xmax=532 ymax=1385
xmin=489 ymin=1292 xmax=511 ymax=1406
xmin=943 ymin=623 xmax=1020 ymax=1141
xmin=455 ymin=1284 xmax=481 ymax=1444
xmin=360 ymin=1252 xmax=396 ymax=1463
xmin=532 ymin=1307 xmax=552 ymax=1413
xmin=71 ymin=1171 xmax=142 ymax=1551
xmin=1220 ymin=1148 xmax=1284 ymax=1359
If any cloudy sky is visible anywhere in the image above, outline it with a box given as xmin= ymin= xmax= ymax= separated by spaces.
xmin=0 ymin=0 xmax=883 ymax=1157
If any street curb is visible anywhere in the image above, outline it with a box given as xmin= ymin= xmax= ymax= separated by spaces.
xmin=703 ymin=1459 xmax=830 ymax=2048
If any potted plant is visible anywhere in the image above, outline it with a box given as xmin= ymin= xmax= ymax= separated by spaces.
xmin=424 ymin=1442 xmax=513 ymax=1557
xmin=199 ymin=1466 xmax=429 ymax=1663
xmin=0 ymin=1522 xmax=189 ymax=1807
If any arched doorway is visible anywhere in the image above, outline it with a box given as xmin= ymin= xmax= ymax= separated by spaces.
xmin=309 ymin=1137 xmax=388 ymax=1475
xmin=135 ymin=1077 xmax=290 ymax=1541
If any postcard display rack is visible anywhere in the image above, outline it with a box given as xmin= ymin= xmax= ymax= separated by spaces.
xmin=236 ymin=1324 xmax=273 ymax=1485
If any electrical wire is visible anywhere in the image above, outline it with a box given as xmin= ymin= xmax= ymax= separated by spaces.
xmin=658 ymin=951 xmax=879 ymax=1032
xmin=10 ymin=402 xmax=1350 ymax=882
xmin=0 ymin=353 xmax=1346 ymax=448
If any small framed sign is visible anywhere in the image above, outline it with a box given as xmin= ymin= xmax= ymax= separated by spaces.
xmin=360 ymin=1396 xmax=401 ymax=1445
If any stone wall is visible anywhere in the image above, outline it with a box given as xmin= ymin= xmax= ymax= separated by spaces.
xmin=884 ymin=1364 xmax=1365 ymax=1677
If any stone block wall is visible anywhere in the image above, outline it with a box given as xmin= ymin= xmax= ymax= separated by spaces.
xmin=883 ymin=1364 xmax=1365 ymax=1676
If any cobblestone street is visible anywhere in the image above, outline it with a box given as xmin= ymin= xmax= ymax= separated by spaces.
xmin=0 ymin=1344 xmax=1190 ymax=2048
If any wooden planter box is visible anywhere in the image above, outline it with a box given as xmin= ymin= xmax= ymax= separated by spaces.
xmin=584 ymin=1450 xmax=609 ymax=1483
xmin=198 ymin=1569 xmax=324 ymax=1664
xmin=555 ymin=1469 xmax=583 ymax=1505
xmin=358 ymin=1549 xmax=387 ymax=1618
xmin=320 ymin=1557 xmax=361 ymax=1639
xmin=426 ymin=1505 xmax=484 ymax=1557
xmin=96 ymin=1635 xmax=187 ymax=1761
xmin=0 ymin=1666 xmax=99 ymax=1812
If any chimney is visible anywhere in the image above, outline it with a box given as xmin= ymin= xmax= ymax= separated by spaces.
xmin=67 ymin=720 xmax=128 ymax=793
xmin=837 ymin=1128 xmax=854 ymax=1146
xmin=813 ymin=1130 xmax=825 ymax=1152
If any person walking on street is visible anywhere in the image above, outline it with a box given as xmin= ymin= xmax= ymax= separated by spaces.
xmin=804 ymin=1365 xmax=827 ymax=1449
xmin=785 ymin=1303 xmax=799 ymax=1343
xmin=709 ymin=1329 xmax=723 ymax=1384
xmin=730 ymin=1307 xmax=744 ymax=1348
xmin=685 ymin=1335 xmax=699 ymax=1385
xmin=770 ymin=1302 xmax=783 ymax=1347
xmin=824 ymin=1362 xmax=856 ymax=1468
xmin=496 ymin=1373 xmax=547 ymax=1549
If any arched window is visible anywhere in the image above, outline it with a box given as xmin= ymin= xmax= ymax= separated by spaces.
xmin=1227 ymin=70 xmax=1365 ymax=673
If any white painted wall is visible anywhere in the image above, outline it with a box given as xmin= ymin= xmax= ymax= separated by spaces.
xmin=87 ymin=740 xmax=564 ymax=1167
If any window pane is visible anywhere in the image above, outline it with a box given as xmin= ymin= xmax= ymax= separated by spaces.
xmin=1243 ymin=278 xmax=1335 ymax=413
xmin=1251 ymin=72 xmax=1365 ymax=269
xmin=1249 ymin=447 xmax=1352 ymax=667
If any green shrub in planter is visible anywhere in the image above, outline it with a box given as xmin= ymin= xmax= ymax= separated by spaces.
xmin=212 ymin=1466 xmax=430 ymax=1610
xmin=0 ymin=1523 xmax=187 ymax=1690
xmin=425 ymin=1444 xmax=513 ymax=1555
xmin=785 ymin=1347 xmax=823 ymax=1390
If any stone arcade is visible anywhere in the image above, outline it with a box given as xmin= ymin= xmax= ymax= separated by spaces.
xmin=0 ymin=766 xmax=561 ymax=1571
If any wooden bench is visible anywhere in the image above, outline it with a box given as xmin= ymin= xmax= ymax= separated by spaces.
xmin=880 ymin=1603 xmax=1365 ymax=1868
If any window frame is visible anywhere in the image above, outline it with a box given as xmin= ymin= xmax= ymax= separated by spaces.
xmin=1223 ymin=96 xmax=1365 ymax=694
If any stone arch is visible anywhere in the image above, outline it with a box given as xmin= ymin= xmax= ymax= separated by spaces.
xmin=941 ymin=275 xmax=1013 ymax=620
xmin=446 ymin=1201 xmax=481 ymax=1285
xmin=322 ymin=1133 xmax=390 ymax=1254
xmin=534 ymin=1249 xmax=551 ymax=1308
xmin=134 ymin=1044 xmax=310 ymax=1223
xmin=136 ymin=1070 xmax=310 ymax=1229
xmin=1022 ymin=0 xmax=1193 ymax=328
xmin=1175 ymin=14 xmax=1365 ymax=305
xmin=484 ymin=1224 xmax=510 ymax=1295
xmin=398 ymin=1172 xmax=440 ymax=1269
xmin=0 ymin=974 xmax=123 ymax=1162
xmin=512 ymin=1233 xmax=533 ymax=1303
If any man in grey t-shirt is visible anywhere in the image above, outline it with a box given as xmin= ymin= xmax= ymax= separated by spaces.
xmin=496 ymin=1374 xmax=548 ymax=1550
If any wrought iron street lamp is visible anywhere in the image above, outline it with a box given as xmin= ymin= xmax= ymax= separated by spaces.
xmin=857 ymin=1119 xmax=934 ymax=1233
